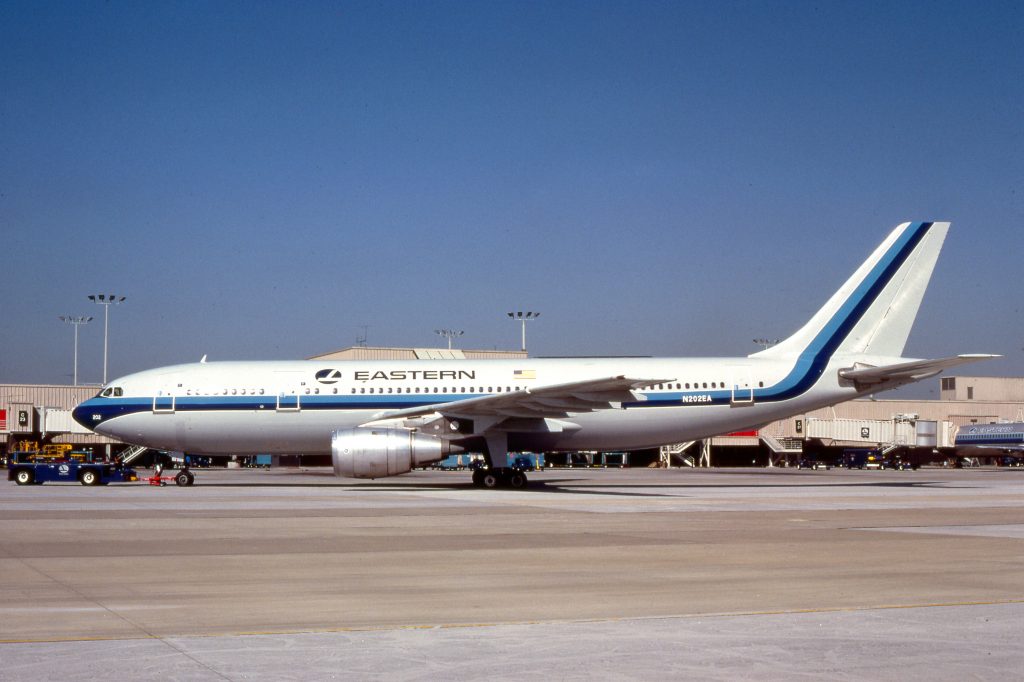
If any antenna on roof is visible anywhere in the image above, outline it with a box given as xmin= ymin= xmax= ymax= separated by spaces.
xmin=356 ymin=326 xmax=368 ymax=347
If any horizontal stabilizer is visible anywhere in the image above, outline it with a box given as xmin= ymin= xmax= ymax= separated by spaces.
xmin=838 ymin=354 xmax=999 ymax=385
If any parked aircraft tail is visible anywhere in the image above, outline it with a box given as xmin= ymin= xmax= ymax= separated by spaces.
xmin=752 ymin=221 xmax=949 ymax=361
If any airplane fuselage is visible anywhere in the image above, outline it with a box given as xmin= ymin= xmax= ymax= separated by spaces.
xmin=73 ymin=354 xmax=886 ymax=456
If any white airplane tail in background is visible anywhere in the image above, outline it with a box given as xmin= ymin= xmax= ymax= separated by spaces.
xmin=752 ymin=221 xmax=949 ymax=361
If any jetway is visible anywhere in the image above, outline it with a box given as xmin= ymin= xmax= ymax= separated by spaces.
xmin=804 ymin=417 xmax=954 ymax=448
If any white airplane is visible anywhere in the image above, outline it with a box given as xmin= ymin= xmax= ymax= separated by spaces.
xmin=73 ymin=221 xmax=995 ymax=487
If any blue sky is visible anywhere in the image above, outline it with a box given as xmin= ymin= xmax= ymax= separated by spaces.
xmin=1 ymin=1 xmax=1021 ymax=396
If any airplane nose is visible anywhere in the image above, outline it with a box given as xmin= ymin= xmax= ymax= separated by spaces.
xmin=72 ymin=401 xmax=99 ymax=431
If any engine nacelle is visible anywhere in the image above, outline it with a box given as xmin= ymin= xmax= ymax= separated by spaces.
xmin=331 ymin=428 xmax=457 ymax=479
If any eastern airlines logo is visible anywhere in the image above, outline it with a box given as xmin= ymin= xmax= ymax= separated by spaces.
xmin=315 ymin=368 xmax=479 ymax=383
xmin=315 ymin=369 xmax=343 ymax=384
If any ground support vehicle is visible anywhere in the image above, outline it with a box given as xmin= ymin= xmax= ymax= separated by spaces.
xmin=8 ymin=455 xmax=139 ymax=486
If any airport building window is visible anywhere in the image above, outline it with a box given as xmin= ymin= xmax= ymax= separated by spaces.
xmin=967 ymin=386 xmax=974 ymax=400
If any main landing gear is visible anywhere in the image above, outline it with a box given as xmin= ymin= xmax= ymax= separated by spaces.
xmin=471 ymin=467 xmax=528 ymax=489
xmin=471 ymin=433 xmax=528 ymax=489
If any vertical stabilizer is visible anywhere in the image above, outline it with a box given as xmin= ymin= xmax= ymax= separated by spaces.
xmin=753 ymin=222 xmax=949 ymax=360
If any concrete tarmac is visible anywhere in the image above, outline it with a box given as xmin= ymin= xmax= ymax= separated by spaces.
xmin=1 ymin=466 xmax=1023 ymax=680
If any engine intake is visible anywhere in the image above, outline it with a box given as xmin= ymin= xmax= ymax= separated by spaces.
xmin=331 ymin=428 xmax=458 ymax=478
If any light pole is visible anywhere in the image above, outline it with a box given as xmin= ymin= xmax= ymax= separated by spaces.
xmin=507 ymin=311 xmax=540 ymax=352
xmin=753 ymin=337 xmax=780 ymax=350
xmin=59 ymin=315 xmax=93 ymax=385
xmin=434 ymin=329 xmax=464 ymax=350
xmin=88 ymin=294 xmax=126 ymax=385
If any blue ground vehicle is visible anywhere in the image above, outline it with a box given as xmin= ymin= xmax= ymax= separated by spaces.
xmin=7 ymin=451 xmax=139 ymax=486
xmin=842 ymin=448 xmax=884 ymax=469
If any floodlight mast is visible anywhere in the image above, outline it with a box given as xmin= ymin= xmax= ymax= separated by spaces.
xmin=753 ymin=337 xmax=781 ymax=350
xmin=507 ymin=311 xmax=540 ymax=353
xmin=434 ymin=328 xmax=465 ymax=350
xmin=88 ymin=294 xmax=126 ymax=385
xmin=59 ymin=315 xmax=93 ymax=386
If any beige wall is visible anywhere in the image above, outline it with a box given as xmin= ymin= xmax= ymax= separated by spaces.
xmin=940 ymin=376 xmax=1024 ymax=402
xmin=308 ymin=346 xmax=527 ymax=361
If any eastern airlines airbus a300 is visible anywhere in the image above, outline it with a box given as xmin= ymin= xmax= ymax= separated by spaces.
xmin=74 ymin=222 xmax=994 ymax=488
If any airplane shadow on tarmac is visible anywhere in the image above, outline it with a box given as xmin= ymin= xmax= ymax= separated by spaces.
xmin=189 ymin=470 xmax=958 ymax=498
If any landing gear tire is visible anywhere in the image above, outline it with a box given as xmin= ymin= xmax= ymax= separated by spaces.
xmin=472 ymin=469 xmax=485 ymax=486
xmin=14 ymin=469 xmax=33 ymax=486
xmin=508 ymin=471 xmax=527 ymax=489
xmin=481 ymin=471 xmax=501 ymax=489
xmin=175 ymin=470 xmax=195 ymax=487
xmin=80 ymin=470 xmax=99 ymax=486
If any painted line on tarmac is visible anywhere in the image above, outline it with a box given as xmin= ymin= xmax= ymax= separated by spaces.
xmin=3 ymin=598 xmax=1024 ymax=644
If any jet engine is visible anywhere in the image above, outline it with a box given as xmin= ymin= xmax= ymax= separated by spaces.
xmin=331 ymin=428 xmax=460 ymax=478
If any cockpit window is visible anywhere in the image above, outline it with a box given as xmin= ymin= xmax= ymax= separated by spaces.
xmin=98 ymin=387 xmax=123 ymax=398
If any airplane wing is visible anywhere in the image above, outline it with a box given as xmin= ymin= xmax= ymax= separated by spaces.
xmin=360 ymin=375 xmax=673 ymax=424
xmin=838 ymin=354 xmax=999 ymax=385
